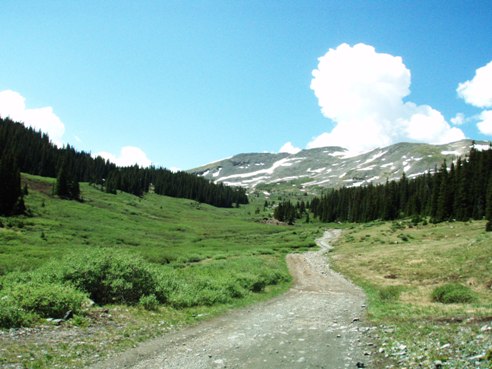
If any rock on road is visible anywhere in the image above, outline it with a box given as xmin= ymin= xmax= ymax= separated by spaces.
xmin=91 ymin=230 xmax=370 ymax=369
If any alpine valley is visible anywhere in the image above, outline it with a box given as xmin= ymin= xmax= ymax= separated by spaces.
xmin=189 ymin=139 xmax=491 ymax=191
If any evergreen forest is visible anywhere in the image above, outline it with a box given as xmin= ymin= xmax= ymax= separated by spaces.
xmin=0 ymin=117 xmax=248 ymax=215
xmin=297 ymin=144 xmax=492 ymax=230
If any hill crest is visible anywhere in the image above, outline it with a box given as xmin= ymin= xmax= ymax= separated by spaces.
xmin=189 ymin=140 xmax=491 ymax=189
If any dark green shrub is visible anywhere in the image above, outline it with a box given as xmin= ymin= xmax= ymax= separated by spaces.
xmin=58 ymin=249 xmax=165 ymax=305
xmin=398 ymin=233 xmax=409 ymax=242
xmin=250 ymin=279 xmax=267 ymax=292
xmin=236 ymin=272 xmax=260 ymax=292
xmin=0 ymin=296 xmax=35 ymax=328
xmin=6 ymin=282 xmax=87 ymax=318
xmin=224 ymin=281 xmax=245 ymax=298
xmin=431 ymin=283 xmax=477 ymax=304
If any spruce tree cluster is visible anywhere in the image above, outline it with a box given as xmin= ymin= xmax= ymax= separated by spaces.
xmin=274 ymin=200 xmax=308 ymax=225
xmin=0 ymin=155 xmax=25 ymax=215
xmin=0 ymin=117 xmax=248 ymax=208
xmin=306 ymin=145 xmax=492 ymax=229
xmin=104 ymin=166 xmax=248 ymax=207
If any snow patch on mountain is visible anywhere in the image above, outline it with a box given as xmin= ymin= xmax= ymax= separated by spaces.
xmin=475 ymin=144 xmax=490 ymax=151
xmin=188 ymin=140 xmax=488 ymax=190
xmin=441 ymin=150 xmax=460 ymax=156
xmin=213 ymin=168 xmax=222 ymax=177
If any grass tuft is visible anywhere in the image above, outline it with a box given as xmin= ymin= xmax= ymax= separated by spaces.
xmin=431 ymin=283 xmax=477 ymax=304
xmin=378 ymin=285 xmax=403 ymax=302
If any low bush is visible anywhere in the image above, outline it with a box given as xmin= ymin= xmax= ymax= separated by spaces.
xmin=0 ymin=282 xmax=87 ymax=328
xmin=0 ymin=296 xmax=35 ymax=328
xmin=431 ymin=283 xmax=477 ymax=304
xmin=4 ymin=282 xmax=88 ymax=319
xmin=0 ymin=250 xmax=291 ymax=325
xmin=56 ymin=249 xmax=166 ymax=305
xmin=1 ymin=249 xmax=169 ymax=307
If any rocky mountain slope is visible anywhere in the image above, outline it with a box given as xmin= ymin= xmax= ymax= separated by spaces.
xmin=189 ymin=140 xmax=490 ymax=189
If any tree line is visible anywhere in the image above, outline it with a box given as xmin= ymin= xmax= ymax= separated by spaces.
xmin=275 ymin=144 xmax=492 ymax=231
xmin=0 ymin=117 xmax=247 ymax=215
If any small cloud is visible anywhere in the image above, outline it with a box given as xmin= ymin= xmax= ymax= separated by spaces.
xmin=450 ymin=113 xmax=466 ymax=126
xmin=457 ymin=60 xmax=492 ymax=108
xmin=279 ymin=141 xmax=301 ymax=154
xmin=95 ymin=146 xmax=152 ymax=168
xmin=0 ymin=89 xmax=65 ymax=146
xmin=477 ymin=110 xmax=492 ymax=135
xmin=309 ymin=43 xmax=464 ymax=151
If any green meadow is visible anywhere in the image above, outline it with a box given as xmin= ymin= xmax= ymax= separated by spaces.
xmin=1 ymin=175 xmax=316 ymax=272
xmin=0 ymin=174 xmax=320 ymax=368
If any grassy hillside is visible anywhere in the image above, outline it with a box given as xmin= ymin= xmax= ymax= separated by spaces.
xmin=1 ymin=174 xmax=318 ymax=273
xmin=331 ymin=220 xmax=492 ymax=367
xmin=0 ymin=174 xmax=321 ymax=368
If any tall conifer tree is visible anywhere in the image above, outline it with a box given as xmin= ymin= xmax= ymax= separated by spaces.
xmin=0 ymin=156 xmax=24 ymax=215
xmin=486 ymin=174 xmax=492 ymax=232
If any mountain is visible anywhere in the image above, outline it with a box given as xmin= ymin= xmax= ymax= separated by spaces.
xmin=188 ymin=140 xmax=491 ymax=190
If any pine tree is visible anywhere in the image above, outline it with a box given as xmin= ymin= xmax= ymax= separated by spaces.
xmin=0 ymin=156 xmax=24 ymax=215
xmin=435 ymin=163 xmax=452 ymax=222
xmin=55 ymin=164 xmax=69 ymax=198
xmin=55 ymin=161 xmax=80 ymax=200
xmin=486 ymin=174 xmax=492 ymax=232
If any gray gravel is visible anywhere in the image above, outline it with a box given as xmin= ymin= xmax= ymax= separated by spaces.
xmin=91 ymin=230 xmax=371 ymax=369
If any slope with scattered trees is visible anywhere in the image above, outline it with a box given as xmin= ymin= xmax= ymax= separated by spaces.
xmin=0 ymin=117 xmax=248 ymax=210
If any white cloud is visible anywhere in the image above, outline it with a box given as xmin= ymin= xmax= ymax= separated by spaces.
xmin=457 ymin=60 xmax=492 ymax=108
xmin=309 ymin=43 xmax=464 ymax=152
xmin=450 ymin=113 xmax=465 ymax=126
xmin=400 ymin=103 xmax=465 ymax=143
xmin=456 ymin=61 xmax=492 ymax=136
xmin=477 ymin=110 xmax=492 ymax=135
xmin=279 ymin=141 xmax=301 ymax=154
xmin=95 ymin=146 xmax=152 ymax=168
xmin=0 ymin=90 xmax=65 ymax=146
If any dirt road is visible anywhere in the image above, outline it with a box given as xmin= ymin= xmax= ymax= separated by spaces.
xmin=91 ymin=230 xmax=370 ymax=369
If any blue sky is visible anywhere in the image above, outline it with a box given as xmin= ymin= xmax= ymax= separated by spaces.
xmin=1 ymin=1 xmax=491 ymax=170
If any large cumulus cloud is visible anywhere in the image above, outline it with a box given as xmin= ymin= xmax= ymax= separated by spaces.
xmin=308 ymin=43 xmax=464 ymax=152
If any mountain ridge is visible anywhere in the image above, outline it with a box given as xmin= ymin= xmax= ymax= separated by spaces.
xmin=188 ymin=139 xmax=491 ymax=190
